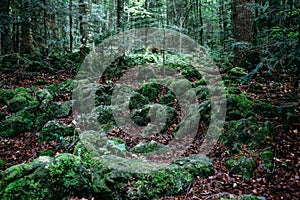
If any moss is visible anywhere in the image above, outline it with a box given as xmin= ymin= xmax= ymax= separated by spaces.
xmin=51 ymin=101 xmax=72 ymax=118
xmin=222 ymin=117 xmax=273 ymax=153
xmin=0 ymin=89 xmax=14 ymax=104
xmin=39 ymin=120 xmax=75 ymax=142
xmin=158 ymin=94 xmax=176 ymax=106
xmin=130 ymin=141 xmax=170 ymax=154
xmin=39 ymin=150 xmax=55 ymax=157
xmin=0 ymin=159 xmax=5 ymax=167
xmin=226 ymin=156 xmax=257 ymax=179
xmin=226 ymin=93 xmax=254 ymax=120
xmin=129 ymin=93 xmax=150 ymax=109
xmin=181 ymin=67 xmax=202 ymax=80
xmin=95 ymin=85 xmax=113 ymax=106
xmin=260 ymin=149 xmax=274 ymax=171
xmin=140 ymin=82 xmax=162 ymax=102
xmin=91 ymin=154 xmax=212 ymax=199
xmin=0 ymin=154 xmax=91 ymax=199
xmin=0 ymin=114 xmax=32 ymax=138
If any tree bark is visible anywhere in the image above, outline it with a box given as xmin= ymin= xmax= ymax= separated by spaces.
xmin=0 ymin=0 xmax=12 ymax=54
xmin=20 ymin=0 xmax=33 ymax=54
xmin=232 ymin=0 xmax=255 ymax=65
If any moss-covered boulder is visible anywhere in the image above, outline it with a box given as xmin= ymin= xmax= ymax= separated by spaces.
xmin=36 ymin=88 xmax=54 ymax=110
xmin=0 ymin=89 xmax=14 ymax=104
xmin=39 ymin=120 xmax=75 ymax=141
xmin=129 ymin=92 xmax=150 ymax=109
xmin=0 ymin=154 xmax=91 ymax=200
xmin=95 ymin=85 xmax=113 ymax=106
xmin=7 ymin=88 xmax=34 ymax=113
xmin=158 ymin=93 xmax=176 ymax=106
xmin=140 ymin=82 xmax=162 ymax=102
xmin=51 ymin=101 xmax=72 ymax=118
xmin=260 ymin=149 xmax=274 ymax=171
xmin=91 ymin=154 xmax=213 ymax=199
xmin=226 ymin=156 xmax=257 ymax=179
xmin=75 ymin=130 xmax=128 ymax=160
xmin=226 ymin=93 xmax=254 ymax=120
xmin=226 ymin=93 xmax=277 ymax=120
xmin=222 ymin=117 xmax=273 ymax=154
xmin=130 ymin=140 xmax=170 ymax=155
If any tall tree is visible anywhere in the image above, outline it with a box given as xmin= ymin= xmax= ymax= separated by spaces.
xmin=20 ymin=0 xmax=33 ymax=54
xmin=232 ymin=0 xmax=255 ymax=65
xmin=79 ymin=0 xmax=93 ymax=54
xmin=0 ymin=0 xmax=12 ymax=54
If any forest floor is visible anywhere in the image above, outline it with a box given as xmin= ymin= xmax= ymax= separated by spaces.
xmin=0 ymin=66 xmax=299 ymax=199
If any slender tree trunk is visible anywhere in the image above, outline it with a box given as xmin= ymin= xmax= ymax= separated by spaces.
xmin=0 ymin=0 xmax=12 ymax=54
xmin=232 ymin=0 xmax=254 ymax=65
xmin=79 ymin=0 xmax=93 ymax=54
xmin=117 ymin=0 xmax=123 ymax=29
xmin=43 ymin=0 xmax=48 ymax=55
xmin=69 ymin=0 xmax=73 ymax=52
xmin=20 ymin=0 xmax=33 ymax=54
xmin=12 ymin=0 xmax=19 ymax=53
xmin=199 ymin=0 xmax=203 ymax=45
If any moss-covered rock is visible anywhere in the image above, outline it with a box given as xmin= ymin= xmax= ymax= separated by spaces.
xmin=0 ymin=154 xmax=91 ymax=199
xmin=140 ymin=82 xmax=162 ymax=102
xmin=129 ymin=92 xmax=150 ymax=109
xmin=181 ymin=67 xmax=202 ymax=80
xmin=76 ymin=130 xmax=128 ymax=160
xmin=158 ymin=93 xmax=176 ymax=106
xmin=95 ymin=85 xmax=113 ymax=106
xmin=39 ymin=120 xmax=75 ymax=141
xmin=8 ymin=88 xmax=34 ymax=113
xmin=0 ymin=89 xmax=14 ymax=104
xmin=51 ymin=101 xmax=72 ymax=118
xmin=130 ymin=106 xmax=151 ymax=126
xmin=36 ymin=89 xmax=54 ymax=110
xmin=226 ymin=156 xmax=257 ymax=179
xmin=0 ymin=107 xmax=37 ymax=138
xmin=226 ymin=93 xmax=254 ymax=120
xmin=59 ymin=78 xmax=74 ymax=93
xmin=222 ymin=117 xmax=273 ymax=154
xmin=227 ymin=93 xmax=277 ymax=120
xmin=130 ymin=141 xmax=170 ymax=155
xmin=91 ymin=154 xmax=213 ymax=199
xmin=260 ymin=149 xmax=274 ymax=171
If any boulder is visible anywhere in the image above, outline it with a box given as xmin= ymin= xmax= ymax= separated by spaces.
xmin=222 ymin=117 xmax=273 ymax=154
xmin=39 ymin=120 xmax=75 ymax=141
xmin=0 ymin=154 xmax=91 ymax=199
xmin=91 ymin=154 xmax=212 ymax=199
xmin=52 ymin=101 xmax=72 ymax=118
xmin=226 ymin=156 xmax=257 ymax=179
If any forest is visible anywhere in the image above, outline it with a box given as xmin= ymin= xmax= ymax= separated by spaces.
xmin=0 ymin=0 xmax=299 ymax=199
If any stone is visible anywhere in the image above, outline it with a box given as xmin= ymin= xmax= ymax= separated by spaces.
xmin=226 ymin=156 xmax=257 ymax=179
xmin=0 ymin=154 xmax=91 ymax=199
xmin=91 ymin=154 xmax=212 ymax=199
xmin=39 ymin=120 xmax=75 ymax=142
xmin=52 ymin=101 xmax=72 ymax=118
xmin=222 ymin=117 xmax=273 ymax=153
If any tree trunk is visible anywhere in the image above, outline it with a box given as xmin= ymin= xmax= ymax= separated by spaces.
xmin=117 ymin=0 xmax=123 ymax=29
xmin=69 ymin=0 xmax=73 ymax=52
xmin=20 ymin=0 xmax=33 ymax=54
xmin=79 ymin=0 xmax=93 ymax=54
xmin=232 ymin=0 xmax=255 ymax=65
xmin=0 ymin=0 xmax=12 ymax=55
